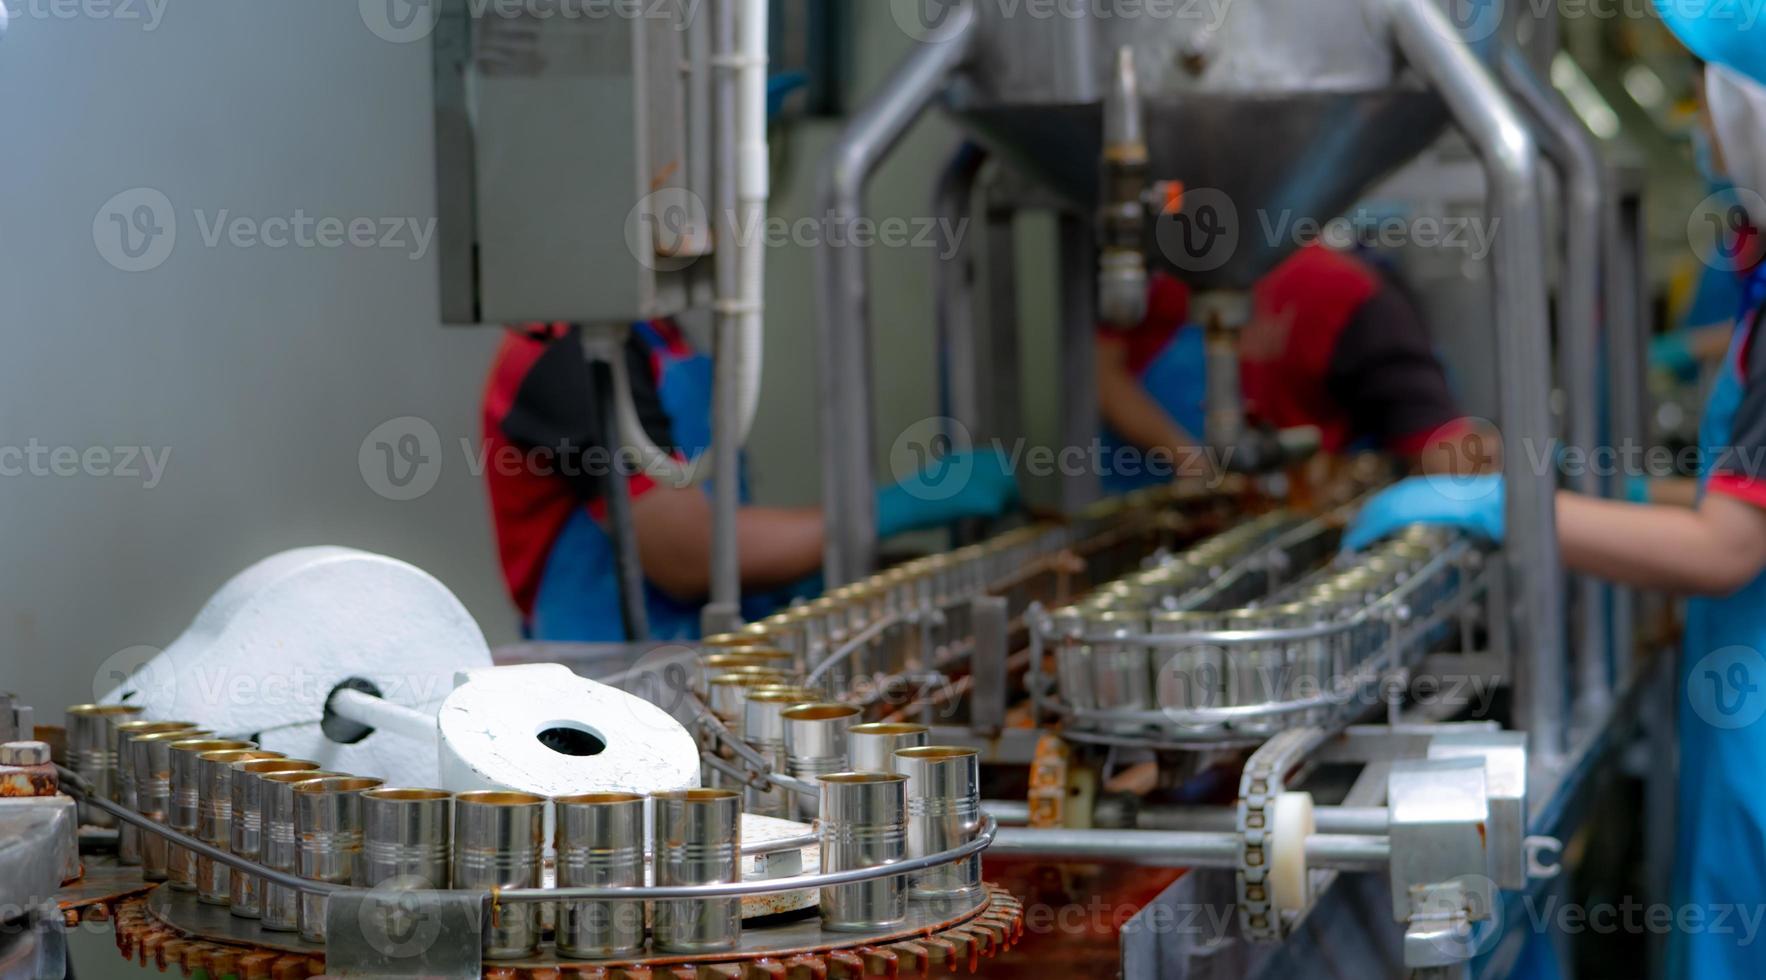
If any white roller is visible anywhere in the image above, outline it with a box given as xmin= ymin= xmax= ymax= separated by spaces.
xmin=99 ymin=547 xmax=492 ymax=787
xmin=436 ymin=663 xmax=699 ymax=799
xmin=1269 ymin=791 xmax=1317 ymax=917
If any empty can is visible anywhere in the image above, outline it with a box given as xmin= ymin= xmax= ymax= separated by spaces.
xmin=707 ymin=671 xmax=792 ymax=737
xmin=261 ymin=770 xmax=345 ymax=932
xmin=742 ymin=686 xmax=817 ymax=817
xmin=453 ymin=790 xmax=547 ymax=959
xmin=784 ymin=703 xmax=860 ymax=820
xmin=295 ymin=775 xmax=385 ymax=942
xmin=652 ymin=788 xmax=742 ymax=954
xmin=361 ymin=788 xmax=453 ymax=890
xmin=1050 ymin=607 xmax=1097 ymax=715
xmin=895 ymin=746 xmax=982 ymax=901
xmin=167 ymin=738 xmax=254 ymax=890
xmin=818 ymin=772 xmax=909 ymax=932
xmin=555 ymin=792 xmax=645 ymax=959
xmin=1223 ymin=609 xmax=1290 ymax=735
xmin=229 ymin=759 xmax=320 ymax=917
xmin=848 ymin=723 xmax=928 ymax=774
xmin=112 ymin=720 xmax=196 ymax=865
xmin=1090 ymin=609 xmax=1153 ymax=731
xmin=1149 ymin=609 xmax=1227 ymax=718
xmin=197 ymin=749 xmax=283 ymax=905
xmin=66 ymin=704 xmax=143 ymax=826
xmin=127 ymin=728 xmax=211 ymax=880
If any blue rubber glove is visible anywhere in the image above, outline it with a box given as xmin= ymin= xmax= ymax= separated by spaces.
xmin=876 ymin=448 xmax=1021 ymax=539
xmin=1624 ymin=474 xmax=1652 ymax=505
xmin=1656 ymin=1 xmax=1766 ymax=85
xmin=1342 ymin=475 xmax=1506 ymax=552
xmin=1650 ymin=332 xmax=1699 ymax=382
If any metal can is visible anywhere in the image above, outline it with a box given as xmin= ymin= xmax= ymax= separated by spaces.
xmin=112 ymin=720 xmax=196 ymax=865
xmin=197 ymin=749 xmax=283 ymax=905
xmin=701 ymin=648 xmax=796 ymax=679
xmin=848 ymin=722 xmax=929 ymax=774
xmin=555 ymin=792 xmax=645 ymax=960
xmin=127 ymin=728 xmax=212 ymax=880
xmin=229 ymin=759 xmax=320 ymax=917
xmin=66 ymin=704 xmax=143 ymax=826
xmin=452 ymin=790 xmax=547 ymax=959
xmin=707 ymin=671 xmax=793 ymax=737
xmin=818 ymin=772 xmax=909 ymax=932
xmin=361 ymin=787 xmax=453 ymax=890
xmin=784 ymin=703 xmax=860 ymax=820
xmin=295 ymin=775 xmax=384 ymax=942
xmin=1090 ymin=609 xmax=1153 ymax=732
xmin=895 ymin=746 xmax=982 ymax=901
xmin=167 ymin=739 xmax=254 ymax=890
xmin=1222 ymin=609 xmax=1290 ymax=736
xmin=652 ymin=788 xmax=742 ymax=954
xmin=742 ymin=686 xmax=818 ymax=817
xmin=1149 ymin=609 xmax=1227 ymax=719
xmin=1273 ymin=602 xmax=1332 ymax=725
xmin=1049 ymin=607 xmax=1096 ymax=715
xmin=261 ymin=770 xmax=346 ymax=932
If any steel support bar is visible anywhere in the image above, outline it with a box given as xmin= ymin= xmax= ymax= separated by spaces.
xmin=814 ymin=5 xmax=977 ymax=585
xmin=1606 ymin=172 xmax=1650 ymax=688
xmin=1057 ymin=213 xmax=1103 ymax=512
xmin=988 ymin=827 xmax=1391 ymax=872
xmin=1138 ymin=805 xmax=1390 ymax=836
xmin=705 ymin=0 xmax=744 ymax=631
xmin=1500 ymin=45 xmax=1612 ymax=721
xmin=1378 ymin=0 xmax=1567 ymax=765
xmin=934 ymin=141 xmax=989 ymax=438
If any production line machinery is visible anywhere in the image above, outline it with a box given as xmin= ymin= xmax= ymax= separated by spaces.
xmin=5 ymin=473 xmax=1622 ymax=980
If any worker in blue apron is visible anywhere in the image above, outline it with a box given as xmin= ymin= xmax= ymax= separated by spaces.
xmin=483 ymin=321 xmax=1020 ymax=643
xmin=1346 ymin=16 xmax=1766 ymax=974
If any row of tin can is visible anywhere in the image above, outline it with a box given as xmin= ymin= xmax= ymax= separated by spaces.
xmin=1051 ymin=523 xmax=1460 ymax=737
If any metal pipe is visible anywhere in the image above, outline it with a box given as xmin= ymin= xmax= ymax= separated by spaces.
xmin=585 ymin=330 xmax=652 ymax=641
xmin=814 ymin=2 xmax=977 ymax=585
xmin=933 ymin=142 xmax=988 ymax=447
xmin=706 ymin=0 xmax=744 ymax=627
xmin=988 ymin=827 xmax=1391 ymax=872
xmin=326 ymin=688 xmax=437 ymax=745
xmin=1377 ymin=0 xmax=1567 ymax=764
xmin=1136 ymin=805 xmax=1390 ymax=836
xmin=1057 ymin=213 xmax=1103 ymax=512
xmin=1500 ymin=45 xmax=1612 ymax=722
xmin=1606 ymin=173 xmax=1649 ymax=688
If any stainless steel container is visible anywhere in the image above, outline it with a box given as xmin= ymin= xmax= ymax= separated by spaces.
xmin=848 ymin=723 xmax=928 ymax=774
xmin=1150 ymin=609 xmax=1227 ymax=719
xmin=127 ymin=728 xmax=212 ymax=880
xmin=702 ymin=648 xmax=796 ymax=676
xmin=167 ymin=739 xmax=254 ymax=890
xmin=895 ymin=746 xmax=982 ymax=901
xmin=1273 ymin=602 xmax=1332 ymax=725
xmin=197 ymin=748 xmax=283 ymax=904
xmin=1224 ymin=609 xmax=1291 ymax=735
xmin=452 ymin=790 xmax=547 ymax=959
xmin=783 ymin=703 xmax=860 ymax=820
xmin=651 ymin=788 xmax=742 ymax=954
xmin=817 ymin=772 xmax=909 ymax=931
xmin=66 ymin=704 xmax=143 ymax=826
xmin=261 ymin=770 xmax=346 ymax=932
xmin=555 ymin=792 xmax=646 ymax=959
xmin=229 ymin=759 xmax=320 ymax=917
xmin=706 ymin=671 xmax=791 ymax=737
xmin=112 ymin=720 xmax=196 ymax=865
xmin=361 ymin=788 xmax=453 ymax=890
xmin=742 ymin=686 xmax=817 ymax=817
xmin=295 ymin=775 xmax=385 ymax=942
xmin=1091 ymin=609 xmax=1153 ymax=732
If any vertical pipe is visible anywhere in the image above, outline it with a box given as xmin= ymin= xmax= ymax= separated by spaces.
xmin=1376 ymin=0 xmax=1567 ymax=765
xmin=1057 ymin=213 xmax=1102 ymax=512
xmin=981 ymin=183 xmax=1025 ymax=444
xmin=1499 ymin=46 xmax=1612 ymax=721
xmin=585 ymin=329 xmax=652 ymax=641
xmin=707 ymin=0 xmax=744 ymax=630
xmin=933 ymin=142 xmax=988 ymax=439
xmin=1607 ymin=181 xmax=1650 ymax=687
xmin=814 ymin=4 xmax=978 ymax=585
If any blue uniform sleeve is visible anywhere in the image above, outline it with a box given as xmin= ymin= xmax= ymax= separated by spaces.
xmin=1709 ymin=317 xmax=1766 ymax=509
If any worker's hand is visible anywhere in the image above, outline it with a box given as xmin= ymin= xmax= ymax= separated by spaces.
xmin=1650 ymin=333 xmax=1699 ymax=382
xmin=875 ymin=448 xmax=1021 ymax=539
xmin=1341 ymin=475 xmax=1506 ymax=552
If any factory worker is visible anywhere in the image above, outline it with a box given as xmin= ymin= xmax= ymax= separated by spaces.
xmin=482 ymin=321 xmax=1020 ymax=642
xmin=1096 ymin=243 xmax=1487 ymax=494
xmin=1347 ymin=36 xmax=1766 ymax=980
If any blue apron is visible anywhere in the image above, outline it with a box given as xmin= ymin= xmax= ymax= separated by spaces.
xmin=1668 ymin=265 xmax=1766 ymax=980
xmin=1102 ymin=325 xmax=1207 ymax=496
xmin=528 ymin=323 xmax=791 ymax=643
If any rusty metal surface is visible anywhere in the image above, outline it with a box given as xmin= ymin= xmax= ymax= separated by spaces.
xmin=111 ymin=883 xmax=1023 ymax=979
xmin=53 ymin=854 xmax=156 ymax=920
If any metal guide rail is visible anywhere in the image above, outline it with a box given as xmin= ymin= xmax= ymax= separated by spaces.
xmin=1027 ymin=520 xmax=1493 ymax=747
